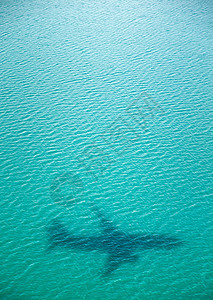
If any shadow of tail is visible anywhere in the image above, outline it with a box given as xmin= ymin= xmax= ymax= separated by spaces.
xmin=46 ymin=219 xmax=70 ymax=251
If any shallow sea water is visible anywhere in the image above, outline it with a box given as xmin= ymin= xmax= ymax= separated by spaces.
xmin=0 ymin=0 xmax=213 ymax=299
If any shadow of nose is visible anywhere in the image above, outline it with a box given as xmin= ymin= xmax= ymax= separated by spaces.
xmin=167 ymin=238 xmax=183 ymax=249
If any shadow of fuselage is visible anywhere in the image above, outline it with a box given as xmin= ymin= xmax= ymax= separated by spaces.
xmin=47 ymin=207 xmax=182 ymax=276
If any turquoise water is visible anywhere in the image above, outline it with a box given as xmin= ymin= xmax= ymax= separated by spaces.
xmin=0 ymin=0 xmax=213 ymax=298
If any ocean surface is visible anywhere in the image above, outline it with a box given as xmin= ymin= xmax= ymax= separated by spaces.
xmin=0 ymin=0 xmax=213 ymax=299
